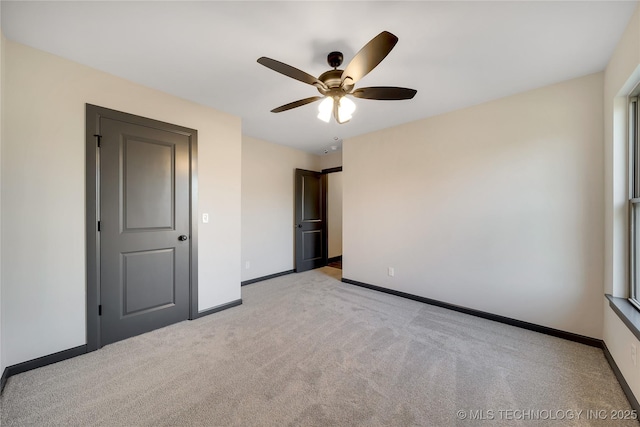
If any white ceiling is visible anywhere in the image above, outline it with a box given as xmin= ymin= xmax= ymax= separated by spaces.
xmin=1 ymin=1 xmax=637 ymax=154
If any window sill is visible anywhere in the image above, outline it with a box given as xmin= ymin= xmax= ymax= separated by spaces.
xmin=606 ymin=294 xmax=640 ymax=341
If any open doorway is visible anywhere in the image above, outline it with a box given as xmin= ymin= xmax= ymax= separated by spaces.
xmin=325 ymin=167 xmax=343 ymax=271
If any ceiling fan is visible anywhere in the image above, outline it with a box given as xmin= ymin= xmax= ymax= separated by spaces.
xmin=257 ymin=31 xmax=417 ymax=124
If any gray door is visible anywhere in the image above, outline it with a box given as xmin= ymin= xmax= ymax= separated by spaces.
xmin=100 ymin=117 xmax=191 ymax=346
xmin=295 ymin=169 xmax=326 ymax=272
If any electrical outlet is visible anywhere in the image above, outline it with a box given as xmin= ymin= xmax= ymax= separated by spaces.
xmin=632 ymin=344 xmax=637 ymax=366
xmin=388 ymin=267 xmax=395 ymax=277
xmin=245 ymin=261 xmax=250 ymax=270
xmin=202 ymin=213 xmax=209 ymax=223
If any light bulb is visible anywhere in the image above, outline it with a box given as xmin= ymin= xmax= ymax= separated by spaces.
xmin=317 ymin=97 xmax=333 ymax=123
xmin=337 ymin=96 xmax=356 ymax=123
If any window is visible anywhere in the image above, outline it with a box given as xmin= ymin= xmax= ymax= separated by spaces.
xmin=630 ymin=96 xmax=640 ymax=309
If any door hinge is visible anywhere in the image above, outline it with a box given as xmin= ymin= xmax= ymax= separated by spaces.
xmin=97 ymin=221 xmax=101 ymax=232
xmin=98 ymin=305 xmax=102 ymax=316
xmin=94 ymin=134 xmax=102 ymax=147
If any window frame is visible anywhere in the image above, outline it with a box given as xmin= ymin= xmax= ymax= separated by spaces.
xmin=630 ymin=95 xmax=640 ymax=310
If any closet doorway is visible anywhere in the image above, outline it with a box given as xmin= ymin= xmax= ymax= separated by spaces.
xmin=324 ymin=167 xmax=343 ymax=271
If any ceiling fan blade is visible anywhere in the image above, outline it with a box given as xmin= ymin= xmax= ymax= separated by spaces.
xmin=352 ymin=87 xmax=417 ymax=100
xmin=271 ymin=96 xmax=323 ymax=113
xmin=341 ymin=31 xmax=398 ymax=86
xmin=258 ymin=57 xmax=327 ymax=90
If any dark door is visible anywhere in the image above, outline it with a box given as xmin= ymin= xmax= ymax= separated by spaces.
xmin=100 ymin=117 xmax=191 ymax=346
xmin=295 ymin=169 xmax=326 ymax=272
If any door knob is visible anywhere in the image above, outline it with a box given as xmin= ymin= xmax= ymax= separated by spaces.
xmin=297 ymin=224 xmax=302 ymax=228
xmin=178 ymin=235 xmax=189 ymax=241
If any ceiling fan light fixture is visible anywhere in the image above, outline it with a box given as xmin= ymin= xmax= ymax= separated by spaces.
xmin=337 ymin=96 xmax=356 ymax=123
xmin=317 ymin=97 xmax=333 ymax=123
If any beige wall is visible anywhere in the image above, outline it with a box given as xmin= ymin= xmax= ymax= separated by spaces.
xmin=2 ymin=40 xmax=242 ymax=367
xmin=604 ymin=3 xmax=640 ymax=404
xmin=344 ymin=72 xmax=604 ymax=339
xmin=0 ymin=28 xmax=4 ymax=374
xmin=241 ymin=136 xmax=320 ymax=282
xmin=320 ymin=151 xmax=342 ymax=170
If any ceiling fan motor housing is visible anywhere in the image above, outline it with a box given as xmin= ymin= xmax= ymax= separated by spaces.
xmin=317 ymin=69 xmax=353 ymax=95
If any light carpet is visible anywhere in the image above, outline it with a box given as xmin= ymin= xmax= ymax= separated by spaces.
xmin=1 ymin=267 xmax=636 ymax=426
